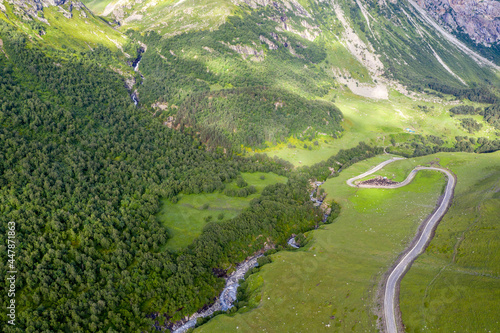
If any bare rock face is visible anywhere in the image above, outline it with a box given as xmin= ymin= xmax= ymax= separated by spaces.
xmin=5 ymin=0 xmax=66 ymax=13
xmin=2 ymin=0 xmax=88 ymax=22
xmin=415 ymin=0 xmax=500 ymax=46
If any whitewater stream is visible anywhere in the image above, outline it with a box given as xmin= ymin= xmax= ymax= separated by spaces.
xmin=129 ymin=48 xmax=144 ymax=105
xmin=167 ymin=180 xmax=331 ymax=332
xmin=170 ymin=256 xmax=261 ymax=333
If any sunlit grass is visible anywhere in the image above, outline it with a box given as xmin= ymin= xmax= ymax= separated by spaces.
xmin=261 ymin=90 xmax=496 ymax=167
xmin=42 ymin=6 xmax=127 ymax=52
xmin=196 ymin=155 xmax=446 ymax=332
xmin=399 ymin=152 xmax=500 ymax=332
xmin=194 ymin=152 xmax=500 ymax=332
xmin=157 ymin=172 xmax=288 ymax=250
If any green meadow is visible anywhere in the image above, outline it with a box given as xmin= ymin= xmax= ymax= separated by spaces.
xmin=157 ymin=172 xmax=287 ymax=250
xmin=262 ymin=90 xmax=497 ymax=167
xmin=0 ymin=2 xmax=128 ymax=53
xmin=82 ymin=0 xmax=111 ymax=14
xmin=342 ymin=153 xmax=500 ymax=331
xmin=41 ymin=6 xmax=128 ymax=52
xmin=399 ymin=152 xmax=500 ymax=332
xmin=195 ymin=152 xmax=500 ymax=332
xmin=84 ymin=0 xmax=236 ymax=35
xmin=195 ymin=155 xmax=447 ymax=332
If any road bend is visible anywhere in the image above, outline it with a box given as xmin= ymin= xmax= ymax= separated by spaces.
xmin=346 ymin=158 xmax=456 ymax=333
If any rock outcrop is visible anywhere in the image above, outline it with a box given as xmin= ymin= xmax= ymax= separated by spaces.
xmin=220 ymin=41 xmax=265 ymax=61
xmin=414 ymin=0 xmax=500 ymax=46
xmin=2 ymin=0 xmax=89 ymax=22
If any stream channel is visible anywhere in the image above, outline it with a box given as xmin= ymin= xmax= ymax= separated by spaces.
xmin=168 ymin=180 xmax=329 ymax=332
xmin=130 ymin=48 xmax=144 ymax=105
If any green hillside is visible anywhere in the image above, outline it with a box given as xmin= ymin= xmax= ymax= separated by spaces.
xmin=0 ymin=0 xmax=127 ymax=53
xmin=196 ymin=152 xmax=500 ymax=333
xmin=0 ymin=0 xmax=499 ymax=332
xmin=0 ymin=19 xmax=324 ymax=331
xmin=113 ymin=0 xmax=500 ymax=154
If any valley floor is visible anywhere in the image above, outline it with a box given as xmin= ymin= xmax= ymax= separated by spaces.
xmin=194 ymin=152 xmax=500 ymax=332
xmin=258 ymin=90 xmax=497 ymax=167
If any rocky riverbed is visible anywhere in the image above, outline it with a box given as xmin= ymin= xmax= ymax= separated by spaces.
xmin=162 ymin=179 xmax=332 ymax=332
xmin=288 ymin=180 xmax=331 ymax=247
xmin=169 ymin=255 xmax=261 ymax=333
xmin=129 ymin=48 xmax=144 ymax=105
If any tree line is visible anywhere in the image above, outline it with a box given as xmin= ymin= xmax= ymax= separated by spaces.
xmin=0 ymin=25 xmax=313 ymax=332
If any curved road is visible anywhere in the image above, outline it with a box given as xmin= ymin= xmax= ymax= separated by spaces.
xmin=346 ymin=158 xmax=456 ymax=333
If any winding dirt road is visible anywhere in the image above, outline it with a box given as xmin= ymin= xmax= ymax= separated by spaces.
xmin=346 ymin=158 xmax=456 ymax=333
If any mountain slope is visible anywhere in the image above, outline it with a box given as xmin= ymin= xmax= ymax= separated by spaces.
xmin=0 ymin=0 xmax=499 ymax=332
xmin=0 ymin=0 xmax=129 ymax=53
xmin=415 ymin=0 xmax=500 ymax=47
xmin=96 ymin=0 xmax=500 ymax=152
xmin=83 ymin=0 xmax=499 ymax=86
xmin=0 ymin=20 xmax=323 ymax=332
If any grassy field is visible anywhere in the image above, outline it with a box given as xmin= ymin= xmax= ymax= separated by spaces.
xmin=340 ymin=153 xmax=500 ymax=330
xmin=84 ymin=0 xmax=235 ymax=35
xmin=42 ymin=6 xmax=128 ymax=52
xmin=82 ymin=0 xmax=112 ymax=14
xmin=195 ymin=154 xmax=447 ymax=332
xmin=399 ymin=152 xmax=500 ymax=332
xmin=194 ymin=152 xmax=500 ymax=332
xmin=261 ymin=90 xmax=497 ymax=167
xmin=157 ymin=172 xmax=287 ymax=250
xmin=0 ymin=2 xmax=128 ymax=53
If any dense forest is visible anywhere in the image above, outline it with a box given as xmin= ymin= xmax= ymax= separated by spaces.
xmin=480 ymin=104 xmax=500 ymax=130
xmin=129 ymin=7 xmax=336 ymax=149
xmin=0 ymin=24 xmax=322 ymax=332
xmin=387 ymin=133 xmax=500 ymax=155
xmin=449 ymin=104 xmax=500 ymax=131
xmin=0 ymin=20 xmax=414 ymax=333
xmin=176 ymin=87 xmax=343 ymax=149
xmin=1 ymin=1 xmax=500 ymax=330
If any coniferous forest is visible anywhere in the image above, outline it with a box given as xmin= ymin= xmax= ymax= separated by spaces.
xmin=1 ymin=0 xmax=500 ymax=330
xmin=0 ymin=25 xmax=325 ymax=331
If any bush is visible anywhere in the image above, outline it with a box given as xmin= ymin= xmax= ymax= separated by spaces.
xmin=449 ymin=105 xmax=476 ymax=115
xmin=257 ymin=256 xmax=272 ymax=266
xmin=236 ymin=177 xmax=248 ymax=188
xmin=460 ymin=118 xmax=483 ymax=133
xmin=324 ymin=201 xmax=341 ymax=224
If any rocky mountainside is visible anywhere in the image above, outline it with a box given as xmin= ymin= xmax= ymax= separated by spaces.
xmin=2 ymin=0 xmax=499 ymax=103
xmin=415 ymin=0 xmax=500 ymax=47
xmin=2 ymin=0 xmax=85 ymax=22
xmin=0 ymin=0 xmax=129 ymax=56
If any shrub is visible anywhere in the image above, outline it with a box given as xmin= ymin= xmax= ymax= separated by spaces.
xmin=449 ymin=105 xmax=476 ymax=115
xmin=236 ymin=177 xmax=248 ymax=188
xmin=460 ymin=118 xmax=483 ymax=133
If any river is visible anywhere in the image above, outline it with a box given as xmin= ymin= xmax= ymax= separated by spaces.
xmin=130 ymin=48 xmax=144 ymax=105
xmin=162 ymin=179 xmax=331 ymax=332
xmin=169 ymin=255 xmax=262 ymax=333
